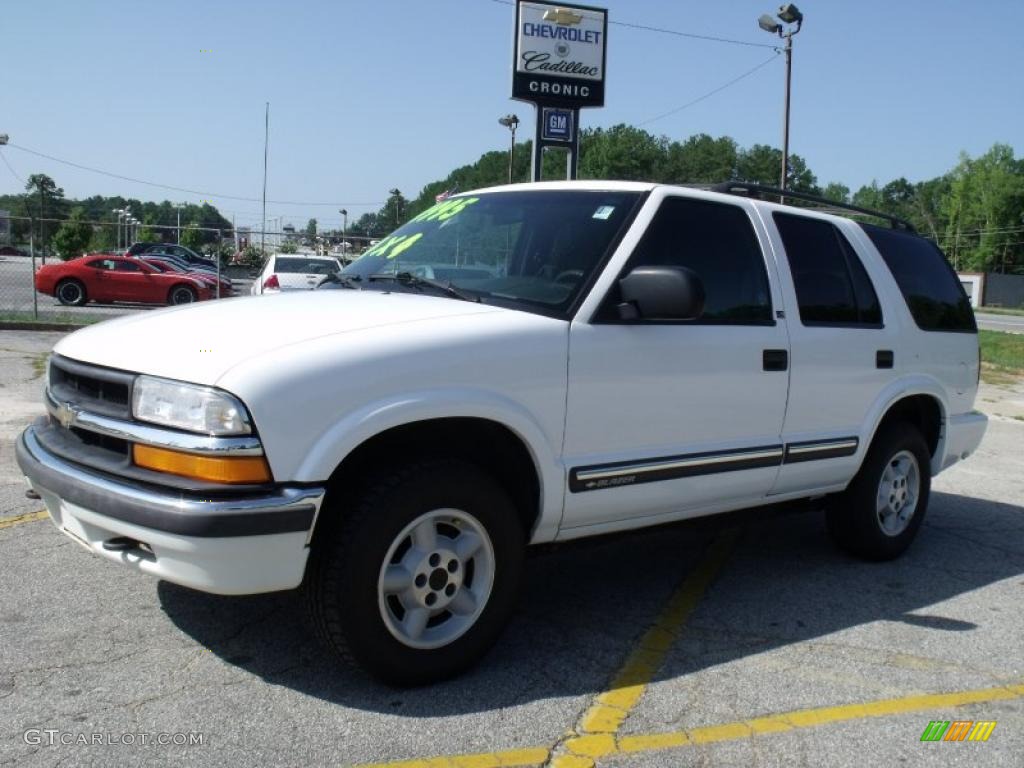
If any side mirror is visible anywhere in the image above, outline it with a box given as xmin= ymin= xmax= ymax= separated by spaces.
xmin=617 ymin=266 xmax=705 ymax=321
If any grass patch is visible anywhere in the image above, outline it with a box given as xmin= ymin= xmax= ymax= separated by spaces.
xmin=29 ymin=353 xmax=48 ymax=379
xmin=0 ymin=311 xmax=105 ymax=326
xmin=977 ymin=306 xmax=1024 ymax=317
xmin=979 ymin=330 xmax=1024 ymax=373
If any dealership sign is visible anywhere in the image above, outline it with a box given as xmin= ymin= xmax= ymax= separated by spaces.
xmin=513 ymin=1 xmax=608 ymax=109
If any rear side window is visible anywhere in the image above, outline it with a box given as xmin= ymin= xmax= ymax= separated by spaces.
xmin=603 ymin=196 xmax=772 ymax=324
xmin=862 ymin=224 xmax=976 ymax=332
xmin=774 ymin=213 xmax=882 ymax=326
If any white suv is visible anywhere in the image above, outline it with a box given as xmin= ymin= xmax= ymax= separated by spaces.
xmin=18 ymin=181 xmax=986 ymax=685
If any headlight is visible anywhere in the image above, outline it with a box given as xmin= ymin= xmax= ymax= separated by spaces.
xmin=132 ymin=376 xmax=252 ymax=435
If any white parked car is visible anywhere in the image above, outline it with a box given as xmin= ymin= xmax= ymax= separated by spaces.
xmin=18 ymin=181 xmax=986 ymax=685
xmin=250 ymin=253 xmax=342 ymax=295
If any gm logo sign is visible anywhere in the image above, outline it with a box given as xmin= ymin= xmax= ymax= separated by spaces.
xmin=542 ymin=108 xmax=574 ymax=142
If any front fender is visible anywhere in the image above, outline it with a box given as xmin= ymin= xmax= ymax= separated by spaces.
xmin=292 ymin=387 xmax=566 ymax=543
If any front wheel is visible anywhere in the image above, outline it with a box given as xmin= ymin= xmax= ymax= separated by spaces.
xmin=168 ymin=285 xmax=197 ymax=305
xmin=826 ymin=422 xmax=931 ymax=561
xmin=304 ymin=459 xmax=525 ymax=685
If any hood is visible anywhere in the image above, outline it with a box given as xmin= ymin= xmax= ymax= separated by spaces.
xmin=54 ymin=291 xmax=507 ymax=385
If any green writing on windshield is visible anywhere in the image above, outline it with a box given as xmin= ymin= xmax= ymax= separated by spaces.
xmin=361 ymin=232 xmax=425 ymax=260
xmin=410 ymin=197 xmax=480 ymax=223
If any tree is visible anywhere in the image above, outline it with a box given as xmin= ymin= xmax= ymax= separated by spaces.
xmin=278 ymin=241 xmax=298 ymax=254
xmin=51 ymin=207 xmax=93 ymax=260
xmin=305 ymin=218 xmax=318 ymax=240
xmin=382 ymin=189 xmax=408 ymax=230
xmin=88 ymin=224 xmax=117 ymax=253
xmin=25 ymin=174 xmax=66 ymax=250
xmin=180 ymin=223 xmax=204 ymax=251
xmin=25 ymin=174 xmax=64 ymax=218
xmin=579 ymin=124 xmax=667 ymax=181
xmin=736 ymin=144 xmax=818 ymax=193
xmin=663 ymin=134 xmax=738 ymax=184
xmin=822 ymin=182 xmax=850 ymax=204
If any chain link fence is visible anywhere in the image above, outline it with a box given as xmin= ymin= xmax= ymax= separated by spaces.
xmin=0 ymin=213 xmax=375 ymax=322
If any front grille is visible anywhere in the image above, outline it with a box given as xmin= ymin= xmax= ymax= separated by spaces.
xmin=70 ymin=426 xmax=129 ymax=457
xmin=49 ymin=355 xmax=134 ymax=420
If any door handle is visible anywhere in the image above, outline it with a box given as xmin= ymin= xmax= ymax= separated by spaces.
xmin=763 ymin=349 xmax=788 ymax=372
xmin=876 ymin=350 xmax=894 ymax=369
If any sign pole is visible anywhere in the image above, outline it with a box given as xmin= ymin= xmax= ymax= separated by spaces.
xmin=567 ymin=108 xmax=580 ymax=179
xmin=531 ymin=107 xmax=544 ymax=182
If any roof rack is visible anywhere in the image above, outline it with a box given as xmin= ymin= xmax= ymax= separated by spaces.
xmin=711 ymin=181 xmax=916 ymax=233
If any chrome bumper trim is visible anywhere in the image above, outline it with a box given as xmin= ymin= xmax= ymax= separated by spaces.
xmin=45 ymin=389 xmax=264 ymax=456
xmin=17 ymin=426 xmax=322 ymax=539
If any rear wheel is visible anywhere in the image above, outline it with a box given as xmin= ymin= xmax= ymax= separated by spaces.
xmin=826 ymin=422 xmax=931 ymax=561
xmin=168 ymin=285 xmax=197 ymax=305
xmin=55 ymin=279 xmax=87 ymax=306
xmin=304 ymin=459 xmax=525 ymax=686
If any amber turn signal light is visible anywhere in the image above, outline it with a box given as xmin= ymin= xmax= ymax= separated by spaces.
xmin=132 ymin=444 xmax=272 ymax=484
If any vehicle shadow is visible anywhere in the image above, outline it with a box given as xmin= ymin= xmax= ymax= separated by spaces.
xmin=158 ymin=491 xmax=1024 ymax=715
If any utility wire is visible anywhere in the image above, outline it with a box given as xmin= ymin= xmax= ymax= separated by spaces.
xmin=3 ymin=143 xmax=383 ymax=207
xmin=638 ymin=53 xmax=781 ymax=126
xmin=486 ymin=0 xmax=778 ymax=49
xmin=0 ymin=148 xmax=25 ymax=185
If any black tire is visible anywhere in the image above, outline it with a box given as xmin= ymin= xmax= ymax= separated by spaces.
xmin=55 ymin=279 xmax=87 ymax=306
xmin=168 ymin=285 xmax=197 ymax=305
xmin=826 ymin=422 xmax=931 ymax=561
xmin=304 ymin=459 xmax=525 ymax=686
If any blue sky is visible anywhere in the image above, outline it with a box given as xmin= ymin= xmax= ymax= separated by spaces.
xmin=2 ymin=0 xmax=1022 ymax=230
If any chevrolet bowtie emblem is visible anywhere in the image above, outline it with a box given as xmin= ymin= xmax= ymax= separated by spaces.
xmin=543 ymin=8 xmax=583 ymax=25
xmin=56 ymin=401 xmax=77 ymax=430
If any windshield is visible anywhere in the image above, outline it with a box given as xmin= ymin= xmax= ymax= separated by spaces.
xmin=339 ymin=190 xmax=643 ymax=316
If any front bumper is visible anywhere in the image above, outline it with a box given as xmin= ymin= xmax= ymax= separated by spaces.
xmin=16 ymin=426 xmax=325 ymax=595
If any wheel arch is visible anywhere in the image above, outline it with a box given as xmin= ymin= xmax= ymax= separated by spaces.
xmin=167 ymin=282 xmax=197 ymax=303
xmin=312 ymin=416 xmax=546 ymax=546
xmin=862 ymin=382 xmax=946 ymax=476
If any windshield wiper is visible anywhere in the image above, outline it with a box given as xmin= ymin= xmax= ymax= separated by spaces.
xmin=367 ymin=272 xmax=480 ymax=303
xmin=318 ymin=273 xmax=362 ymax=289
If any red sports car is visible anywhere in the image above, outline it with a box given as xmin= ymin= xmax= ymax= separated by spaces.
xmin=35 ymin=254 xmax=213 ymax=306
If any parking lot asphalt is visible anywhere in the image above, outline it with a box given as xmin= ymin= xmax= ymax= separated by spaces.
xmin=1 ymin=329 xmax=1022 ymax=767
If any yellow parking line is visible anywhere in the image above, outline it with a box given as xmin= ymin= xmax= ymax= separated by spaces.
xmin=616 ymin=682 xmax=1024 ymax=755
xmin=358 ymin=682 xmax=1024 ymax=767
xmin=571 ymin=530 xmax=739 ymax=740
xmin=356 ymin=746 xmax=550 ymax=768
xmin=0 ymin=509 xmax=49 ymax=530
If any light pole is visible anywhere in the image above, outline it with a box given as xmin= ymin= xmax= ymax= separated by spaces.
xmin=112 ymin=209 xmax=123 ymax=250
xmin=339 ymin=209 xmax=348 ymax=258
xmin=498 ymin=114 xmax=519 ymax=184
xmin=759 ymin=4 xmax=803 ymax=193
xmin=175 ymin=203 xmax=185 ymax=243
xmin=122 ymin=207 xmax=132 ymax=249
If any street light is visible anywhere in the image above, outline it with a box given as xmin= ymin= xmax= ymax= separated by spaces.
xmin=175 ymin=203 xmax=185 ymax=244
xmin=339 ymin=209 xmax=348 ymax=257
xmin=498 ymin=114 xmax=519 ymax=184
xmin=112 ymin=209 xmax=123 ymax=250
xmin=758 ymin=3 xmax=803 ymax=193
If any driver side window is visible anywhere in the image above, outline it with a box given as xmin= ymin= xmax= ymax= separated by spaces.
xmin=600 ymin=197 xmax=773 ymax=324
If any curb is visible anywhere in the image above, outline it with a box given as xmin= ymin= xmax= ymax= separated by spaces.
xmin=0 ymin=322 xmax=86 ymax=332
